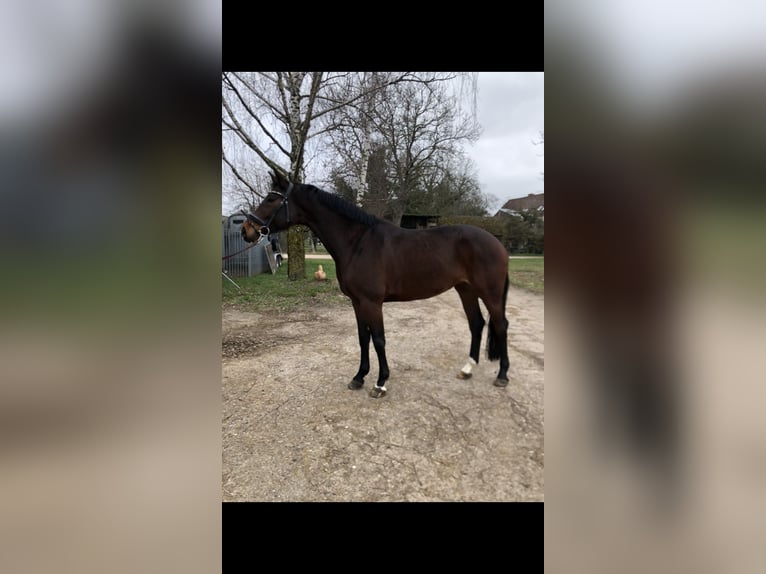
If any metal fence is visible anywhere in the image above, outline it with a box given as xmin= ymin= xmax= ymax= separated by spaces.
xmin=222 ymin=214 xmax=277 ymax=277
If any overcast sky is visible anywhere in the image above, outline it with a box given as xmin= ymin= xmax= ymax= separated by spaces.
xmin=466 ymin=72 xmax=544 ymax=211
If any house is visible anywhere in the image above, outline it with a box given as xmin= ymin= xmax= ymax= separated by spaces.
xmin=495 ymin=193 xmax=544 ymax=219
xmin=494 ymin=193 xmax=544 ymax=254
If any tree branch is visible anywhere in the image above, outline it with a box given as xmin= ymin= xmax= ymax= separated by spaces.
xmin=224 ymin=76 xmax=292 ymax=159
xmin=222 ymin=97 xmax=286 ymax=177
xmin=294 ymin=72 xmax=323 ymax=179
xmin=309 ymin=72 xmax=437 ymax=122
xmin=222 ymin=148 xmax=264 ymax=199
xmin=275 ymin=72 xmax=292 ymax=122
xmin=228 ymin=72 xmax=286 ymax=122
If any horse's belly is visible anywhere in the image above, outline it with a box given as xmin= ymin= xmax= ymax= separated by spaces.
xmin=384 ymin=271 xmax=461 ymax=302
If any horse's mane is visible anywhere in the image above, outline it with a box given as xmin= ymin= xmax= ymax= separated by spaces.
xmin=309 ymin=185 xmax=381 ymax=227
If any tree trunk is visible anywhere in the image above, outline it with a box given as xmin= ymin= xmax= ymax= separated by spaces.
xmin=284 ymin=75 xmax=309 ymax=281
xmin=287 ymin=226 xmax=305 ymax=280
xmin=357 ymin=132 xmax=370 ymax=207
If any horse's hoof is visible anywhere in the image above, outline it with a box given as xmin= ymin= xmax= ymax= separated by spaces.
xmin=369 ymin=386 xmax=387 ymax=398
xmin=348 ymin=379 xmax=364 ymax=390
xmin=457 ymin=371 xmax=472 ymax=380
xmin=493 ymin=378 xmax=509 ymax=388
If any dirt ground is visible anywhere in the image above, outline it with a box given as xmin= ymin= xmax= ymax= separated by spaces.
xmin=222 ymin=286 xmax=544 ymax=502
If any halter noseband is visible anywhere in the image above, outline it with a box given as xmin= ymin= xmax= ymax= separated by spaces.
xmin=244 ymin=182 xmax=293 ymax=237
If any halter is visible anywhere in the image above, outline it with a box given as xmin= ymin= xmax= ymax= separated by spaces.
xmin=243 ymin=182 xmax=293 ymax=237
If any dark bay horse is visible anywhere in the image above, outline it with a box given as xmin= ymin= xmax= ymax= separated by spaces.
xmin=241 ymin=170 xmax=510 ymax=398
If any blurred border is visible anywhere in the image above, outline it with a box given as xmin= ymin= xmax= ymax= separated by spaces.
xmin=546 ymin=2 xmax=766 ymax=573
xmin=0 ymin=2 xmax=221 ymax=573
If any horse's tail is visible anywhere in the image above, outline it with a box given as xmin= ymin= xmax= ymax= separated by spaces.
xmin=487 ymin=273 xmax=509 ymax=361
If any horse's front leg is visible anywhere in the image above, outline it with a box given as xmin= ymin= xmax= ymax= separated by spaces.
xmin=348 ymin=302 xmax=371 ymax=390
xmin=365 ymin=301 xmax=389 ymax=398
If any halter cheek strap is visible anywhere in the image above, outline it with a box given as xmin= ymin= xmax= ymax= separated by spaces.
xmin=245 ymin=182 xmax=293 ymax=236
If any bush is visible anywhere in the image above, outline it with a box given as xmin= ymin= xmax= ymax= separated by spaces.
xmin=501 ymin=209 xmax=544 ymax=254
xmin=438 ymin=216 xmax=505 ymax=238
xmin=436 ymin=213 xmax=544 ymax=254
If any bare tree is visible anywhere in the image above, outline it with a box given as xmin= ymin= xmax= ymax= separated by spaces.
xmin=370 ymin=78 xmax=482 ymax=223
xmin=320 ymin=72 xmax=394 ymax=207
xmin=426 ymin=156 xmax=490 ymax=216
xmin=222 ymin=72 xmax=323 ymax=279
xmin=321 ymin=74 xmax=482 ymax=224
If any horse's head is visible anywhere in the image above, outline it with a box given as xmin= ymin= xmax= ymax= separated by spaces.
xmin=241 ymin=170 xmax=294 ymax=242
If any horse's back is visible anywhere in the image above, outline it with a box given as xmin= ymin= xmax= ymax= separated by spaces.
xmin=419 ymin=224 xmax=508 ymax=268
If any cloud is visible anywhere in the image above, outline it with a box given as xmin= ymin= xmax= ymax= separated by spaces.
xmin=466 ymin=72 xmax=544 ymax=208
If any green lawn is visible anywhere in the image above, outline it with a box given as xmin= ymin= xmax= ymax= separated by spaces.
xmin=223 ymin=256 xmax=544 ymax=311
xmin=507 ymin=257 xmax=544 ymax=294
xmin=222 ymin=259 xmax=343 ymax=311
xmin=304 ymin=240 xmax=329 ymax=254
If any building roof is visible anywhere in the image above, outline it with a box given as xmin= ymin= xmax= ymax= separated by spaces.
xmin=495 ymin=193 xmax=544 ymax=217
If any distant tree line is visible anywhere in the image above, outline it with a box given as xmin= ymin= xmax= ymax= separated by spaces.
xmin=501 ymin=208 xmax=544 ymax=254
xmin=440 ymin=208 xmax=544 ymax=255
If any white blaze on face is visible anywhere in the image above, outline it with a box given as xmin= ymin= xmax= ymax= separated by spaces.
xmin=461 ymin=358 xmax=478 ymax=376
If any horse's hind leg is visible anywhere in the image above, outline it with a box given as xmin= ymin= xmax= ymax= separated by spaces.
xmin=479 ymin=274 xmax=510 ymax=387
xmin=485 ymin=298 xmax=510 ymax=387
xmin=489 ymin=312 xmax=510 ymax=386
xmin=455 ymin=284 xmax=485 ymax=380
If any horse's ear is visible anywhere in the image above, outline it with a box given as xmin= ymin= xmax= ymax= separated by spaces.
xmin=270 ymin=169 xmax=289 ymax=191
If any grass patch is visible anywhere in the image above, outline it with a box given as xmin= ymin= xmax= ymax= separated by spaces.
xmin=305 ymin=240 xmax=329 ymax=254
xmin=222 ymin=259 xmax=344 ymax=311
xmin=507 ymin=258 xmax=544 ymax=294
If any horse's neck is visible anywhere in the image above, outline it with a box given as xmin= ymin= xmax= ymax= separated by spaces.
xmin=297 ymin=197 xmax=368 ymax=268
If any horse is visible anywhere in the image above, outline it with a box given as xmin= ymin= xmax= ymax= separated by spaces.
xmin=241 ymin=170 xmax=511 ymax=398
